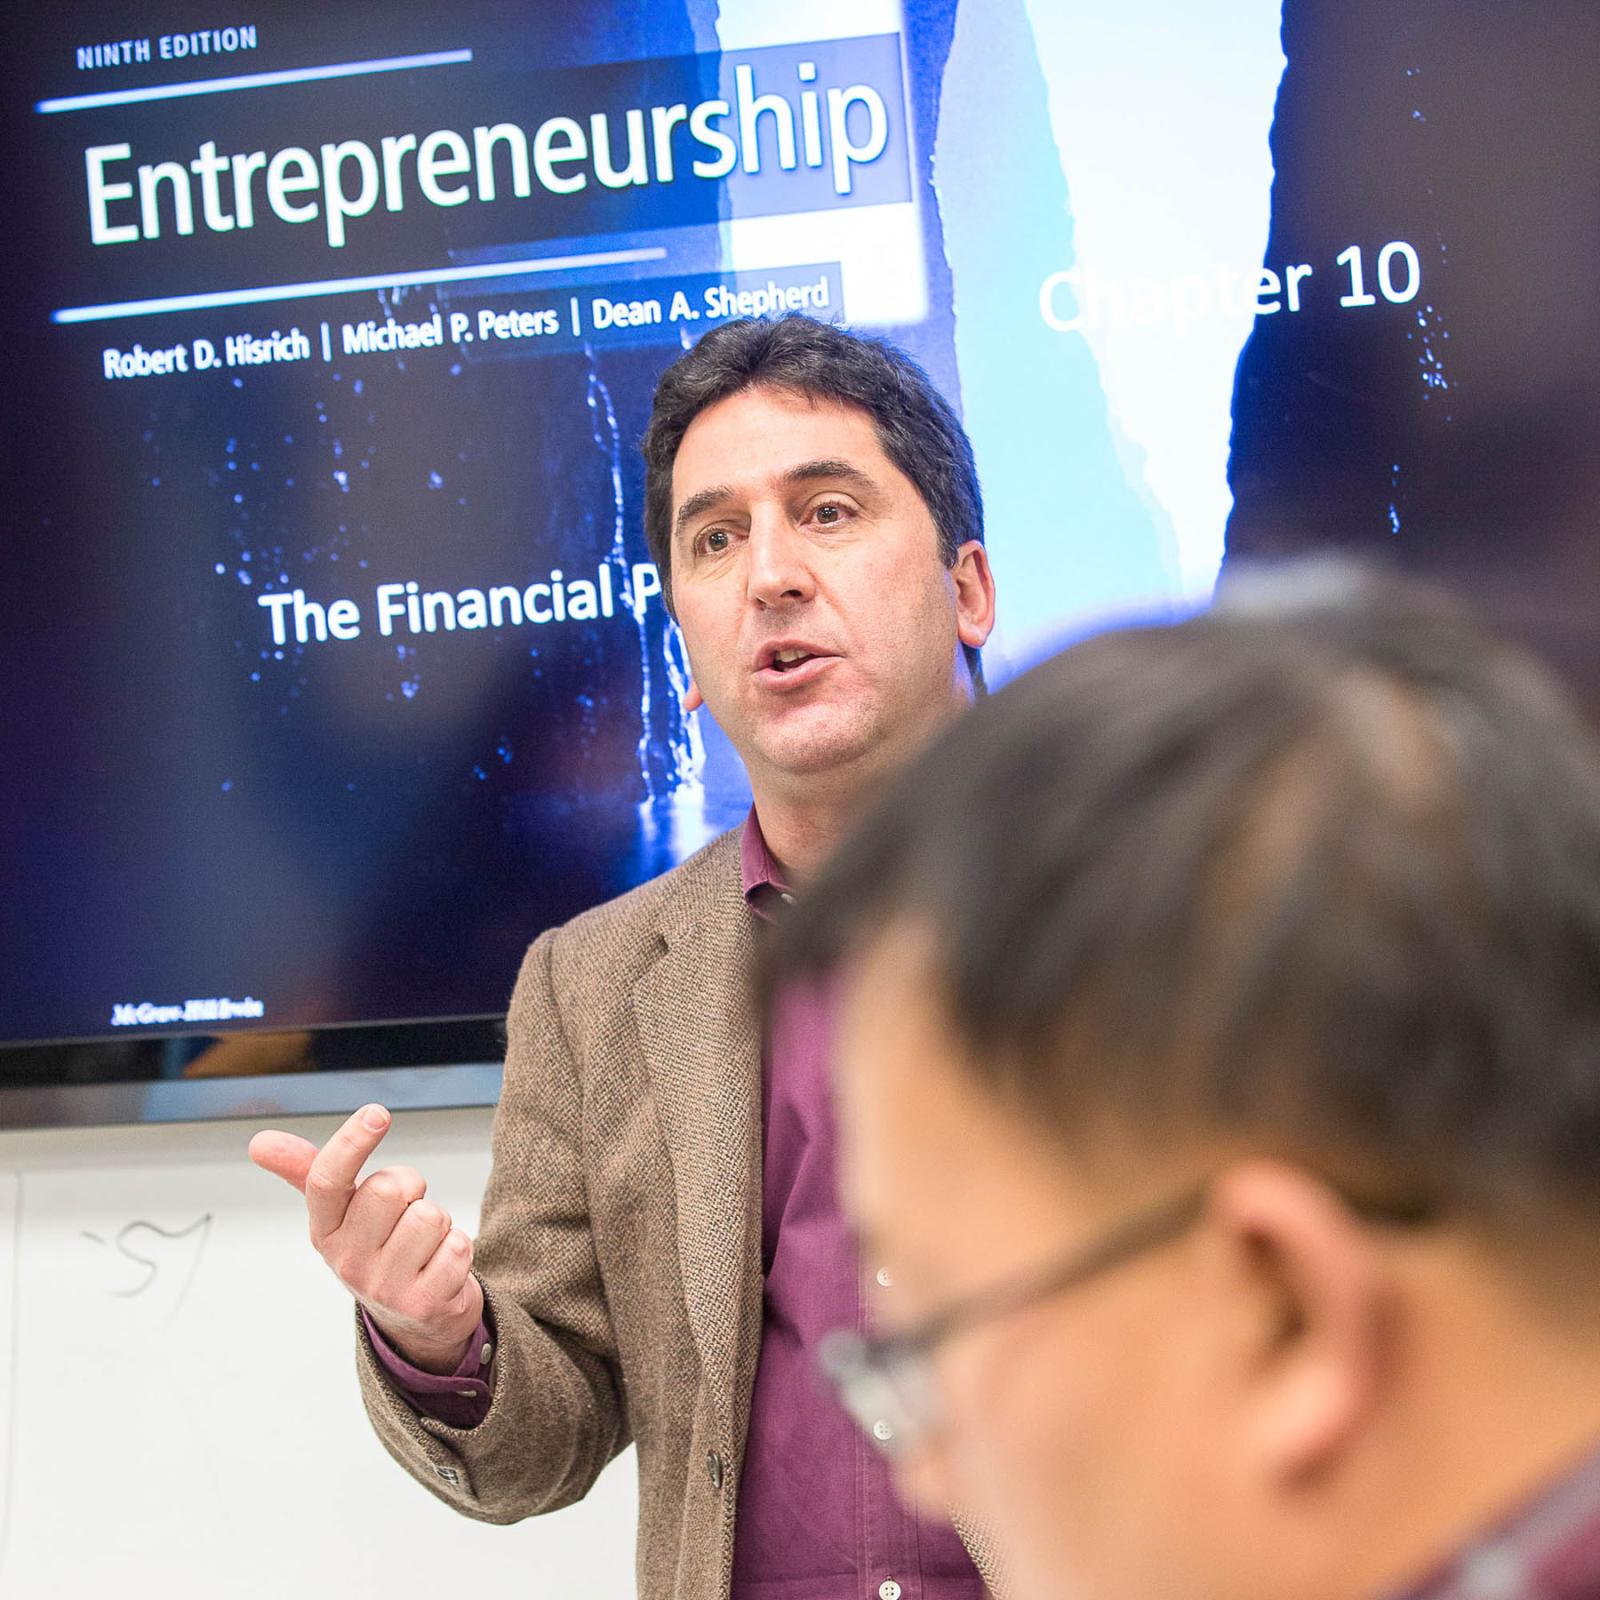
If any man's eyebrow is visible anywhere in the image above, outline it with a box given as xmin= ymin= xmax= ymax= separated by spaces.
xmin=673 ymin=460 xmax=882 ymax=542
xmin=674 ymin=484 xmax=736 ymax=540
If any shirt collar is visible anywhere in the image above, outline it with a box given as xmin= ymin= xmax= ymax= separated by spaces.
xmin=1391 ymin=1437 xmax=1600 ymax=1600
xmin=740 ymin=807 xmax=793 ymax=920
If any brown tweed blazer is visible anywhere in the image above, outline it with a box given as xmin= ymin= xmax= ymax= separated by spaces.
xmin=356 ymin=827 xmax=1008 ymax=1599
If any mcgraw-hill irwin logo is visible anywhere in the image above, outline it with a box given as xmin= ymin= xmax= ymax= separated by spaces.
xmin=110 ymin=996 xmax=265 ymax=1027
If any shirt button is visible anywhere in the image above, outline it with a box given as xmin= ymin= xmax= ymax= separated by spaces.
xmin=779 ymin=891 xmax=795 ymax=905
xmin=454 ymin=1388 xmax=477 ymax=1398
xmin=879 ymin=1582 xmax=902 ymax=1600
xmin=478 ymin=1342 xmax=493 ymax=1366
xmin=875 ymin=1267 xmax=893 ymax=1288
xmin=871 ymin=1419 xmax=894 ymax=1442
xmin=706 ymin=1450 xmax=725 ymax=1491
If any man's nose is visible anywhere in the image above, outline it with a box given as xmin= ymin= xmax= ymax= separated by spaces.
xmin=746 ymin=512 xmax=816 ymax=608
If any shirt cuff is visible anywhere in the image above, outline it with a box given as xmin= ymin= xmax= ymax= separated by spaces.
xmin=362 ymin=1304 xmax=494 ymax=1429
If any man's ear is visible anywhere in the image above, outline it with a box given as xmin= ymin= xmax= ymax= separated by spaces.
xmin=684 ymin=679 xmax=704 ymax=713
xmin=1201 ymin=1160 xmax=1392 ymax=1487
xmin=951 ymin=541 xmax=997 ymax=652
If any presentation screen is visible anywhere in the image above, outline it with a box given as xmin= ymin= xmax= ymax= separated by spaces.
xmin=3 ymin=2 xmax=1595 ymax=1121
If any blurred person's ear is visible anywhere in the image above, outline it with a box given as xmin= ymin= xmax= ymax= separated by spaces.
xmin=1198 ymin=1160 xmax=1392 ymax=1488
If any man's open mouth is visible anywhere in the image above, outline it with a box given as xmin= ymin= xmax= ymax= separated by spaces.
xmin=769 ymin=647 xmax=815 ymax=673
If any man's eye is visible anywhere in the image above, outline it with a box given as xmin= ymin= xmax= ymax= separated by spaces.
xmin=705 ymin=529 xmax=730 ymax=553
xmin=814 ymin=503 xmax=845 ymax=525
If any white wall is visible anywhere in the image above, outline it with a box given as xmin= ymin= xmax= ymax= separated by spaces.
xmin=0 ymin=1107 xmax=638 ymax=1598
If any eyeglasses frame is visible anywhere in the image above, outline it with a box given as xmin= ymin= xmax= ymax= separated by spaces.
xmin=819 ymin=1175 xmax=1435 ymax=1459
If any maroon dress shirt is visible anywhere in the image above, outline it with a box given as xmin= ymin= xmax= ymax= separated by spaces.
xmin=731 ymin=815 xmax=983 ymax=1600
xmin=369 ymin=813 xmax=983 ymax=1597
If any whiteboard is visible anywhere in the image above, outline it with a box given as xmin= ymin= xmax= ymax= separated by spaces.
xmin=0 ymin=1108 xmax=637 ymax=1598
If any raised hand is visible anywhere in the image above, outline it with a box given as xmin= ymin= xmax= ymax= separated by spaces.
xmin=249 ymin=1104 xmax=484 ymax=1373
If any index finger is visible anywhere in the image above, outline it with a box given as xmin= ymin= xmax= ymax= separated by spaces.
xmin=304 ymin=1104 xmax=392 ymax=1239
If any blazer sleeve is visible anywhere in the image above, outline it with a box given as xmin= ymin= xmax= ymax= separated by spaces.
xmin=354 ymin=927 xmax=631 ymax=1523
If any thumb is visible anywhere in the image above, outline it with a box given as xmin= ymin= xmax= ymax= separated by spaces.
xmin=248 ymin=1129 xmax=319 ymax=1194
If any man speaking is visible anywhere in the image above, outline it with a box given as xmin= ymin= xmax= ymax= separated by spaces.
xmin=250 ymin=315 xmax=1003 ymax=1599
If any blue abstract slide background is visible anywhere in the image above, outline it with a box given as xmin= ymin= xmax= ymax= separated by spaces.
xmin=1 ymin=1 xmax=1594 ymax=1073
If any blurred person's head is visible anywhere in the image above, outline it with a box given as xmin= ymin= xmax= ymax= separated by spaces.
xmin=775 ymin=561 xmax=1600 ymax=1600
xmin=641 ymin=316 xmax=994 ymax=860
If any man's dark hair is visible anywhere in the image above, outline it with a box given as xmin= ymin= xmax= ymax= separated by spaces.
xmin=641 ymin=314 xmax=986 ymax=687
xmin=774 ymin=560 xmax=1600 ymax=1224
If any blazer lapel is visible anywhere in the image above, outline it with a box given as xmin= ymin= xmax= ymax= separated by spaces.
xmin=632 ymin=838 xmax=765 ymax=1449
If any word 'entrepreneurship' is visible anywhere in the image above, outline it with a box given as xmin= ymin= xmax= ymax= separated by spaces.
xmin=83 ymin=61 xmax=890 ymax=250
